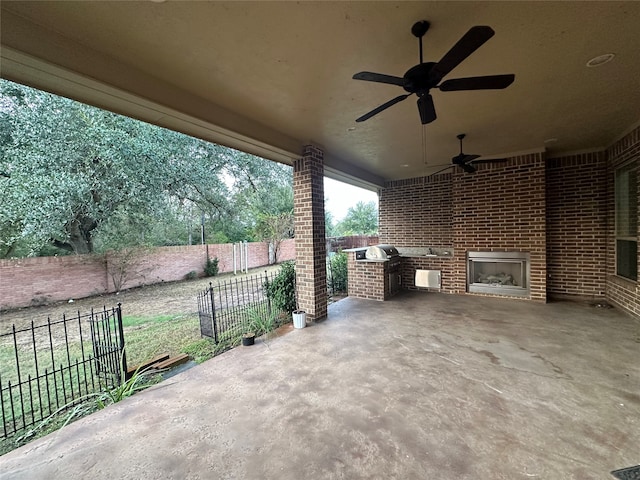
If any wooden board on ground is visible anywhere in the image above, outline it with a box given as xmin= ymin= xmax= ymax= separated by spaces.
xmin=152 ymin=353 xmax=190 ymax=370
xmin=126 ymin=353 xmax=170 ymax=377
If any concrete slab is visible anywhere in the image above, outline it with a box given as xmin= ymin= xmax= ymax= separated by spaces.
xmin=1 ymin=292 xmax=639 ymax=479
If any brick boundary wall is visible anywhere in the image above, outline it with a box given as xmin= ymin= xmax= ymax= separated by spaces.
xmin=0 ymin=239 xmax=295 ymax=310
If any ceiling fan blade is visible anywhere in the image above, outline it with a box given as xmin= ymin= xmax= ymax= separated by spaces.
xmin=353 ymin=71 xmax=405 ymax=86
xmin=461 ymin=163 xmax=477 ymax=173
xmin=471 ymin=157 xmax=508 ymax=164
xmin=429 ymin=165 xmax=454 ymax=177
xmin=355 ymin=94 xmax=410 ymax=122
xmin=417 ymin=94 xmax=436 ymax=124
xmin=429 ymin=26 xmax=495 ymax=85
xmin=439 ymin=74 xmax=515 ymax=91
xmin=462 ymin=154 xmax=481 ymax=163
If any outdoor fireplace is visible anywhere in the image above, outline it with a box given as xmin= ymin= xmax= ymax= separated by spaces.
xmin=467 ymin=251 xmax=530 ymax=297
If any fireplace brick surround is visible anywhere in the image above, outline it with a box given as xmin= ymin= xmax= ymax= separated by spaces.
xmin=379 ymin=126 xmax=639 ymax=316
xmin=380 ymin=153 xmax=547 ymax=301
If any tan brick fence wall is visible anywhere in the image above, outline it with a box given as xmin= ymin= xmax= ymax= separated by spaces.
xmin=0 ymin=239 xmax=295 ymax=310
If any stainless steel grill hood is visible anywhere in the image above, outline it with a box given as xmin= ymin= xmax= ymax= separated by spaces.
xmin=365 ymin=244 xmax=400 ymax=260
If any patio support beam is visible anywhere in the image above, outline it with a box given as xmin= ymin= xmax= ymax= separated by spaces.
xmin=293 ymin=145 xmax=327 ymax=320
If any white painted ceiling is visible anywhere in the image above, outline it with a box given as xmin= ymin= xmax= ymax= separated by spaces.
xmin=2 ymin=1 xmax=639 ymax=187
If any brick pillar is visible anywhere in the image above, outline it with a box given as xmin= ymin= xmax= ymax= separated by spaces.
xmin=293 ymin=145 xmax=327 ymax=320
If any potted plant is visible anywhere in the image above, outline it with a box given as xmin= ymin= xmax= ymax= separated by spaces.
xmin=292 ymin=271 xmax=306 ymax=329
xmin=242 ymin=332 xmax=255 ymax=346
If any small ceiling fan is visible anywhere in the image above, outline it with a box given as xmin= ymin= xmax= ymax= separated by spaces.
xmin=353 ymin=21 xmax=515 ymax=124
xmin=431 ymin=134 xmax=507 ymax=175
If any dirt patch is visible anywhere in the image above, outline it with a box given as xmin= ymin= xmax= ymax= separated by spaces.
xmin=0 ymin=265 xmax=283 ymax=331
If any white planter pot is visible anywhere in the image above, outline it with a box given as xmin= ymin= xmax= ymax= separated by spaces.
xmin=292 ymin=310 xmax=306 ymax=329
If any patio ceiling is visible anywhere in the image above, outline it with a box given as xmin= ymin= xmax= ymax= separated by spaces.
xmin=2 ymin=1 xmax=639 ymax=187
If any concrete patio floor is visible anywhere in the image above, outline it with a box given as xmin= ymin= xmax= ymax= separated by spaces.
xmin=1 ymin=292 xmax=639 ymax=479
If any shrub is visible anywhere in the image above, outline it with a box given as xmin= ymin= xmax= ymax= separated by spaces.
xmin=265 ymin=261 xmax=296 ymax=313
xmin=329 ymin=251 xmax=348 ymax=293
xmin=204 ymin=257 xmax=219 ymax=277
xmin=247 ymin=307 xmax=279 ymax=337
xmin=185 ymin=270 xmax=197 ymax=280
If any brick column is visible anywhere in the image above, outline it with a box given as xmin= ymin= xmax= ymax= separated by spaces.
xmin=293 ymin=145 xmax=327 ymax=320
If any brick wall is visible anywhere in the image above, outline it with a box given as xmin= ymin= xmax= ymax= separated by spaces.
xmin=546 ymin=152 xmax=607 ymax=299
xmin=379 ymin=173 xmax=453 ymax=248
xmin=401 ymin=257 xmax=455 ymax=292
xmin=453 ymin=154 xmax=547 ymax=300
xmin=347 ymin=253 xmax=386 ymax=301
xmin=0 ymin=239 xmax=295 ymax=310
xmin=379 ymin=154 xmax=547 ymax=301
xmin=0 ymin=255 xmax=108 ymax=310
xmin=606 ymin=126 xmax=640 ymax=316
xmin=293 ymin=145 xmax=327 ymax=320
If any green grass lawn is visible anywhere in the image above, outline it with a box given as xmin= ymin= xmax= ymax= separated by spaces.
xmin=0 ymin=314 xmax=221 ymax=456
xmin=122 ymin=314 xmax=214 ymax=367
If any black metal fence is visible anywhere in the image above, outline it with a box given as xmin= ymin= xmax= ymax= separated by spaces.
xmin=0 ymin=305 xmax=126 ymax=439
xmin=197 ymin=270 xmax=279 ymax=343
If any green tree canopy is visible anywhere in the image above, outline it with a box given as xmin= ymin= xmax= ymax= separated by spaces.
xmin=334 ymin=201 xmax=378 ymax=236
xmin=0 ymin=80 xmax=293 ymax=257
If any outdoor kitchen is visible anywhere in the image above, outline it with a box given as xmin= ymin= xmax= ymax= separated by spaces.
xmin=346 ymin=245 xmax=532 ymax=301
xmin=346 ymin=244 xmax=453 ymax=301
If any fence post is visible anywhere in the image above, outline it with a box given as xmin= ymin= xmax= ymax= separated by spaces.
xmin=264 ymin=270 xmax=272 ymax=315
xmin=116 ymin=303 xmax=127 ymax=381
xmin=209 ymin=282 xmax=218 ymax=343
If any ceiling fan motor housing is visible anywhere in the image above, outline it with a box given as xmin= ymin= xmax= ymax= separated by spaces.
xmin=403 ymin=63 xmax=436 ymax=93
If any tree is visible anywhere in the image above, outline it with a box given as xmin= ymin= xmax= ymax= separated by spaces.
xmin=0 ymin=80 xmax=294 ymax=257
xmin=254 ymin=211 xmax=294 ymax=263
xmin=334 ymin=201 xmax=378 ymax=236
xmin=324 ymin=208 xmax=336 ymax=237
xmin=247 ymin=168 xmax=294 ymax=262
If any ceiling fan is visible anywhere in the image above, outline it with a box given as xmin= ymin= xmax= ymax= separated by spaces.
xmin=431 ymin=134 xmax=507 ymax=175
xmin=353 ymin=21 xmax=515 ymax=124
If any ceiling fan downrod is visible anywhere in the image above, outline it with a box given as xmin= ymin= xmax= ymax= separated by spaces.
xmin=457 ymin=133 xmax=466 ymax=153
xmin=411 ymin=20 xmax=430 ymax=64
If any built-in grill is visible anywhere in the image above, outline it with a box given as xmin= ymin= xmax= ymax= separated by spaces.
xmin=366 ymin=244 xmax=402 ymax=296
xmin=365 ymin=244 xmax=400 ymax=261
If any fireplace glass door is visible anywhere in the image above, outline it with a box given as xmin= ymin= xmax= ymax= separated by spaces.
xmin=467 ymin=252 xmax=530 ymax=297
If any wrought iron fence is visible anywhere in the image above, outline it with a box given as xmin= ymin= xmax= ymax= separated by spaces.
xmin=197 ymin=270 xmax=280 ymax=343
xmin=0 ymin=305 xmax=126 ymax=439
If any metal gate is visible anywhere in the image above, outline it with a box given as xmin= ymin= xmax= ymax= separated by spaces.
xmin=89 ymin=304 xmax=127 ymax=382
xmin=196 ymin=271 xmax=278 ymax=343
xmin=197 ymin=283 xmax=218 ymax=343
xmin=0 ymin=304 xmax=127 ymax=439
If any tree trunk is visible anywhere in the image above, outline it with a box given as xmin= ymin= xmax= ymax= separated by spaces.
xmin=53 ymin=213 xmax=97 ymax=254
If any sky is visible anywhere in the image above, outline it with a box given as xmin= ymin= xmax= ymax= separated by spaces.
xmin=323 ymin=177 xmax=378 ymax=222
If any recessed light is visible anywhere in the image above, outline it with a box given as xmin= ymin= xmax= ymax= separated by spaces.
xmin=544 ymin=138 xmax=558 ymax=144
xmin=586 ymin=53 xmax=615 ymax=67
xmin=401 ymin=164 xmax=409 ymax=167
xmin=347 ymin=126 xmax=356 ymax=132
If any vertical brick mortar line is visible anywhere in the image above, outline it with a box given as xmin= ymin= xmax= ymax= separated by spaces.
xmin=293 ymin=145 xmax=328 ymax=320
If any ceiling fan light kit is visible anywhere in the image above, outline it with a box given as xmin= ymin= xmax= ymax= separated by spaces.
xmin=353 ymin=20 xmax=515 ymax=125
